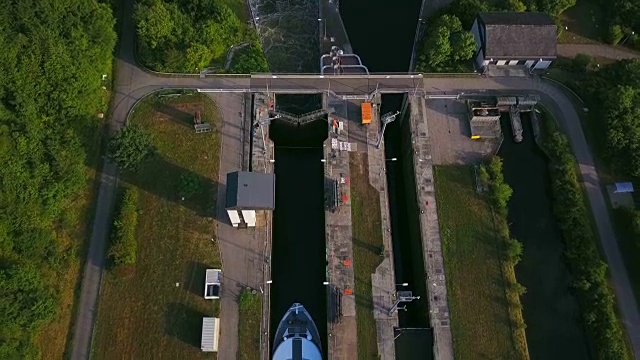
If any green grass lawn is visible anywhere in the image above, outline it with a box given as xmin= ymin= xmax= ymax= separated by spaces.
xmin=349 ymin=152 xmax=384 ymax=360
xmin=238 ymin=289 xmax=262 ymax=360
xmin=92 ymin=92 xmax=222 ymax=359
xmin=434 ymin=165 xmax=517 ymax=359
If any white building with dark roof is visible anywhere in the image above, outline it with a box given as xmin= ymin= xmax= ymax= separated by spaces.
xmin=471 ymin=12 xmax=558 ymax=72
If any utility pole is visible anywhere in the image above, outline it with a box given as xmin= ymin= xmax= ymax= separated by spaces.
xmin=376 ymin=111 xmax=400 ymax=149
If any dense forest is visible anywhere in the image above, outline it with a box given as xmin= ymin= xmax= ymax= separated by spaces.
xmin=135 ymin=0 xmax=269 ymax=73
xmin=0 ymin=0 xmax=116 ymax=357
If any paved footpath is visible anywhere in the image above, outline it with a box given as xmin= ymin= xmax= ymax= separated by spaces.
xmin=557 ymin=43 xmax=640 ymax=60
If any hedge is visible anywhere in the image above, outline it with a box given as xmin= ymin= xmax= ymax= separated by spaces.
xmin=109 ymin=188 xmax=139 ymax=267
xmin=541 ymin=114 xmax=628 ymax=360
xmin=479 ymin=157 xmax=530 ymax=359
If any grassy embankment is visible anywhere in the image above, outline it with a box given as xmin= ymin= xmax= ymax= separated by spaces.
xmin=92 ymin=92 xmax=222 ymax=358
xmin=538 ymin=108 xmax=630 ymax=359
xmin=434 ymin=164 xmax=528 ymax=360
xmin=238 ymin=289 xmax=262 ymax=360
xmin=349 ymin=152 xmax=385 ymax=360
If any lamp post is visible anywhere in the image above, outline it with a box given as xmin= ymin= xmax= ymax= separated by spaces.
xmin=376 ymin=111 xmax=400 ymax=149
xmin=318 ymin=18 xmax=327 ymax=39
xmin=259 ymin=280 xmax=273 ymax=294
xmin=621 ymin=31 xmax=636 ymax=45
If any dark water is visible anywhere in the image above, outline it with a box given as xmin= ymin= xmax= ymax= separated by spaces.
xmin=341 ymin=0 xmax=422 ymax=72
xmin=341 ymin=0 xmax=433 ymax=355
xmin=498 ymin=114 xmax=589 ymax=360
xmin=268 ymin=96 xmax=329 ymax=354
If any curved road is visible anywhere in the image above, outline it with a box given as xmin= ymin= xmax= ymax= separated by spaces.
xmin=70 ymin=2 xmax=640 ymax=359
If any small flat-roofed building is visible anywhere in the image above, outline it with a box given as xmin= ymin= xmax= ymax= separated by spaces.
xmin=467 ymin=100 xmax=502 ymax=139
xmin=226 ymin=171 xmax=275 ymax=228
xmin=471 ymin=12 xmax=557 ymax=72
xmin=201 ymin=317 xmax=220 ymax=352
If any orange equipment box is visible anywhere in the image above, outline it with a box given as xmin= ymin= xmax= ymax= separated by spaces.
xmin=361 ymin=102 xmax=372 ymax=124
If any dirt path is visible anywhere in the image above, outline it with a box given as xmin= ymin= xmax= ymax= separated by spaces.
xmin=558 ymin=43 xmax=640 ymax=60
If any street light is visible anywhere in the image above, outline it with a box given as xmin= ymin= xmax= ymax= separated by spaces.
xmin=386 ymin=158 xmax=398 ymax=162
xmin=396 ymin=282 xmax=409 ymax=287
xmin=318 ymin=18 xmax=327 ymax=39
xmin=376 ymin=111 xmax=400 ymax=149
xmin=259 ymin=280 xmax=272 ymax=294
xmin=621 ymin=31 xmax=636 ymax=45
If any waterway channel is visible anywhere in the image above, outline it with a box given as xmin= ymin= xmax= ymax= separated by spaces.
xmin=498 ymin=113 xmax=589 ymax=359
xmin=261 ymin=0 xmax=427 ymax=356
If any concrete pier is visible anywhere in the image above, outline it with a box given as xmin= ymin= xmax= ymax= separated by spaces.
xmin=406 ymin=95 xmax=454 ymax=360
xmin=323 ymin=93 xmax=357 ymax=359
xmin=364 ymin=98 xmax=399 ymax=360
xmin=323 ymin=93 xmax=399 ymax=359
xmin=319 ymin=0 xmax=353 ymax=54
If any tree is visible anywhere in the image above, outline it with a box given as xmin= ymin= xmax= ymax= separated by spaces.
xmin=504 ymin=0 xmax=527 ymax=12
xmin=416 ymin=14 xmax=476 ymax=72
xmin=108 ymin=125 xmax=154 ymax=171
xmin=134 ymin=0 xmax=246 ymax=72
xmin=0 ymin=0 xmax=117 ymax=355
xmin=134 ymin=0 xmax=174 ymax=49
xmin=230 ymin=43 xmax=269 ymax=73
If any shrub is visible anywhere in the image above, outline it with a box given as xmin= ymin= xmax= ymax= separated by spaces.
xmin=506 ymin=238 xmax=524 ymax=264
xmin=179 ymin=173 xmax=201 ymax=199
xmin=108 ymin=124 xmax=154 ymax=171
xmin=109 ymin=188 xmax=139 ymax=267
xmin=229 ymin=41 xmax=269 ymax=73
xmin=572 ymin=54 xmax=592 ymax=73
xmin=481 ymin=156 xmax=513 ymax=214
xmin=607 ymin=24 xmax=624 ymax=44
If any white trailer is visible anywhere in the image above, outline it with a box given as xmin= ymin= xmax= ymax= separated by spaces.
xmin=204 ymin=269 xmax=221 ymax=300
xmin=201 ymin=317 xmax=220 ymax=352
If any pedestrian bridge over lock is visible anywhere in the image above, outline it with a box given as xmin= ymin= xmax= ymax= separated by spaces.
xmin=196 ymin=73 xmax=424 ymax=98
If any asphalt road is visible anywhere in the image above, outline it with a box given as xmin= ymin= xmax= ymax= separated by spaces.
xmin=70 ymin=1 xmax=640 ymax=358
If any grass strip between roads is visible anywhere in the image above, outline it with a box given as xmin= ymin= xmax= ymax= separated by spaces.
xmin=238 ymin=289 xmax=262 ymax=360
xmin=434 ymin=165 xmax=527 ymax=359
xmin=349 ymin=152 xmax=384 ymax=360
xmin=92 ymin=92 xmax=222 ymax=359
